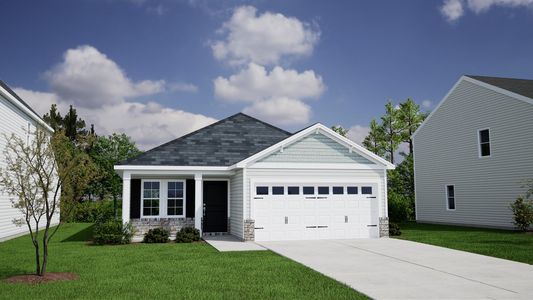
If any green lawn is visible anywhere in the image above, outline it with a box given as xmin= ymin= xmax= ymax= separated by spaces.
xmin=0 ymin=223 xmax=366 ymax=299
xmin=395 ymin=222 xmax=533 ymax=264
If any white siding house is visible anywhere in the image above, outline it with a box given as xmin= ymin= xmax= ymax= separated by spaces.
xmin=115 ymin=113 xmax=395 ymax=242
xmin=0 ymin=81 xmax=58 ymax=241
xmin=413 ymin=75 xmax=533 ymax=229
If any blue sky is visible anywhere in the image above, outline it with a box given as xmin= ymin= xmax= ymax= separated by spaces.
xmin=1 ymin=0 xmax=533 ymax=149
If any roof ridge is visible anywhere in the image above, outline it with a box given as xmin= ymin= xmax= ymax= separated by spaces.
xmin=236 ymin=112 xmax=292 ymax=135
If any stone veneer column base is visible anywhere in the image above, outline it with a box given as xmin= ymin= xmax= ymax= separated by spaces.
xmin=379 ymin=217 xmax=389 ymax=237
xmin=243 ymin=219 xmax=255 ymax=241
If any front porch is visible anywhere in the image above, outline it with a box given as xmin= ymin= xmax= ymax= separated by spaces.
xmin=119 ymin=170 xmax=239 ymax=241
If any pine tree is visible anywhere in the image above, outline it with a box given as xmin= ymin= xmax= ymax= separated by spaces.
xmin=363 ymin=118 xmax=385 ymax=156
xmin=381 ymin=101 xmax=403 ymax=164
xmin=398 ymin=98 xmax=426 ymax=155
xmin=42 ymin=104 xmax=63 ymax=131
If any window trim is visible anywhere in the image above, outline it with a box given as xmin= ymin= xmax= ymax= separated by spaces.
xmin=477 ymin=128 xmax=491 ymax=158
xmin=445 ymin=184 xmax=456 ymax=211
xmin=141 ymin=179 xmax=186 ymax=218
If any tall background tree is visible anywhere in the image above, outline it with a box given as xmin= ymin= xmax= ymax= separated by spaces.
xmin=398 ymin=98 xmax=427 ymax=155
xmin=331 ymin=125 xmax=348 ymax=137
xmin=363 ymin=119 xmax=385 ymax=156
xmin=88 ymin=134 xmax=142 ymax=218
xmin=381 ymin=101 xmax=403 ymax=164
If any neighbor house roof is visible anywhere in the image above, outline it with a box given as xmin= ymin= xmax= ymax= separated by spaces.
xmin=466 ymin=75 xmax=533 ymax=100
xmin=121 ymin=113 xmax=292 ymax=166
xmin=0 ymin=80 xmax=54 ymax=132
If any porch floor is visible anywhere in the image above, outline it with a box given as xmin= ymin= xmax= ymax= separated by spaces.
xmin=204 ymin=235 xmax=266 ymax=252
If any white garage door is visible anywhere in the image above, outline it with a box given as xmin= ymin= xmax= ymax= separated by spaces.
xmin=253 ymin=182 xmax=379 ymax=241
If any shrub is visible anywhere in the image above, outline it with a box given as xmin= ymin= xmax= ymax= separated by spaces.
xmin=388 ymin=192 xmax=413 ymax=223
xmin=93 ymin=220 xmax=134 ymax=245
xmin=389 ymin=222 xmax=401 ymax=236
xmin=143 ymin=228 xmax=170 ymax=243
xmin=175 ymin=227 xmax=201 ymax=243
xmin=510 ymin=197 xmax=533 ymax=232
xmin=68 ymin=200 xmax=115 ymax=223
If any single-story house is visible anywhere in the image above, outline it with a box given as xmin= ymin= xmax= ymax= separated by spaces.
xmin=0 ymin=80 xmax=58 ymax=241
xmin=114 ymin=113 xmax=394 ymax=241
xmin=413 ymin=75 xmax=533 ymax=229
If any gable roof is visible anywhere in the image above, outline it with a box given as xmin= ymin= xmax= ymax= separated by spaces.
xmin=466 ymin=75 xmax=533 ymax=100
xmin=412 ymin=75 xmax=533 ymax=139
xmin=0 ymin=80 xmax=53 ymax=132
xmin=234 ymin=123 xmax=395 ymax=169
xmin=121 ymin=113 xmax=291 ymax=166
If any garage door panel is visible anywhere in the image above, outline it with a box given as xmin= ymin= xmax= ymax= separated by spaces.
xmin=253 ymin=181 xmax=379 ymax=242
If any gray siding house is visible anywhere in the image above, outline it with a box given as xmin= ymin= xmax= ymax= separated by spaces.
xmin=413 ymin=75 xmax=533 ymax=229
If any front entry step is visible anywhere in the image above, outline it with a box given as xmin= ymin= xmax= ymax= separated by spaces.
xmin=203 ymin=232 xmax=229 ymax=237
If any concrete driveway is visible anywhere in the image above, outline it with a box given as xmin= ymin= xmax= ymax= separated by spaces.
xmin=258 ymin=238 xmax=533 ymax=300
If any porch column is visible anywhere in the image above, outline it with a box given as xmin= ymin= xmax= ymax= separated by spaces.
xmin=122 ymin=171 xmax=131 ymax=224
xmin=194 ymin=173 xmax=203 ymax=234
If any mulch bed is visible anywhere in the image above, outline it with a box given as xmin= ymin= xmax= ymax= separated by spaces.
xmin=5 ymin=272 xmax=79 ymax=284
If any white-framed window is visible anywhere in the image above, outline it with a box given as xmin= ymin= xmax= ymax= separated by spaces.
xmin=446 ymin=185 xmax=456 ymax=210
xmin=142 ymin=181 xmax=160 ymax=216
xmin=167 ymin=181 xmax=184 ymax=217
xmin=141 ymin=179 xmax=186 ymax=218
xmin=478 ymin=128 xmax=491 ymax=157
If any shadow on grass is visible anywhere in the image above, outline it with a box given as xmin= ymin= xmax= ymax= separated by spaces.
xmin=0 ymin=266 xmax=28 ymax=280
xmin=62 ymin=224 xmax=94 ymax=242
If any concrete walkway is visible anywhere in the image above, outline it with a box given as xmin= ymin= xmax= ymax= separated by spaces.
xmin=204 ymin=235 xmax=266 ymax=252
xmin=259 ymin=238 xmax=533 ymax=300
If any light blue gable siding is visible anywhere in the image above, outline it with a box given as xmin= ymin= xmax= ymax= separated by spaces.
xmin=259 ymin=133 xmax=373 ymax=164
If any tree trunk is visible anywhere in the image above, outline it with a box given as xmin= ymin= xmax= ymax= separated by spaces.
xmin=34 ymin=241 xmax=41 ymax=276
xmin=409 ymin=140 xmax=413 ymax=155
xmin=41 ymin=231 xmax=49 ymax=276
xmin=390 ymin=141 xmax=395 ymax=164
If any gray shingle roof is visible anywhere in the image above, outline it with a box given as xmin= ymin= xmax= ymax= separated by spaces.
xmin=122 ymin=113 xmax=292 ymax=166
xmin=467 ymin=75 xmax=533 ymax=100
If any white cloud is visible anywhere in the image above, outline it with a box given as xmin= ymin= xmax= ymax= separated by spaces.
xmin=214 ymin=63 xmax=325 ymax=103
xmin=45 ymin=45 xmax=165 ymax=108
xmin=15 ymin=45 xmax=216 ymax=150
xmin=213 ymin=63 xmax=324 ymax=125
xmin=440 ymin=0 xmax=533 ymax=21
xmin=346 ymin=125 xmax=370 ymax=145
xmin=211 ymin=6 xmax=320 ymax=66
xmin=242 ymin=97 xmax=311 ymax=125
xmin=441 ymin=0 xmax=465 ymax=21
xmin=421 ymin=100 xmax=433 ymax=109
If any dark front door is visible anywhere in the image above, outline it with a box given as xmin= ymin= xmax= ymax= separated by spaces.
xmin=203 ymin=181 xmax=228 ymax=232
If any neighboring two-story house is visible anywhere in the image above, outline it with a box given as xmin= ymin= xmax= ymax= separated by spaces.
xmin=413 ymin=75 xmax=533 ymax=229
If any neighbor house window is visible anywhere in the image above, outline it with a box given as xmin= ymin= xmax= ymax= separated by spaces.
xmin=446 ymin=185 xmax=455 ymax=210
xmin=167 ymin=181 xmax=184 ymax=216
xmin=143 ymin=181 xmax=160 ymax=216
xmin=478 ymin=129 xmax=491 ymax=157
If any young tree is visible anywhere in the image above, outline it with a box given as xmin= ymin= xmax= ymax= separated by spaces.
xmin=363 ymin=118 xmax=386 ymax=156
xmin=381 ymin=101 xmax=403 ymax=164
xmin=89 ymin=134 xmax=142 ymax=218
xmin=398 ymin=98 xmax=426 ymax=155
xmin=0 ymin=128 xmax=78 ymax=276
xmin=331 ymin=125 xmax=348 ymax=137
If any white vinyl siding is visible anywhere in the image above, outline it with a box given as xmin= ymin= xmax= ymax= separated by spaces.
xmin=414 ymin=79 xmax=533 ymax=228
xmin=0 ymin=93 xmax=59 ymax=241
xmin=229 ymin=169 xmax=244 ymax=239
xmin=259 ymin=133 xmax=373 ymax=164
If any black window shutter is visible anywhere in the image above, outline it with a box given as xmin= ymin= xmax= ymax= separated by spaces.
xmin=186 ymin=179 xmax=195 ymax=218
xmin=130 ymin=179 xmax=141 ymax=219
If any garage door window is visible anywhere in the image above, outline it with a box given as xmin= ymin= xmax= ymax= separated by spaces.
xmin=303 ymin=186 xmax=314 ymax=195
xmin=362 ymin=187 xmax=373 ymax=194
xmin=272 ymin=186 xmax=284 ymax=195
xmin=287 ymin=186 xmax=299 ymax=195
xmin=333 ymin=186 xmax=344 ymax=194
xmin=256 ymin=186 xmax=269 ymax=195
xmin=318 ymin=186 xmax=329 ymax=195
xmin=347 ymin=186 xmax=358 ymax=194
